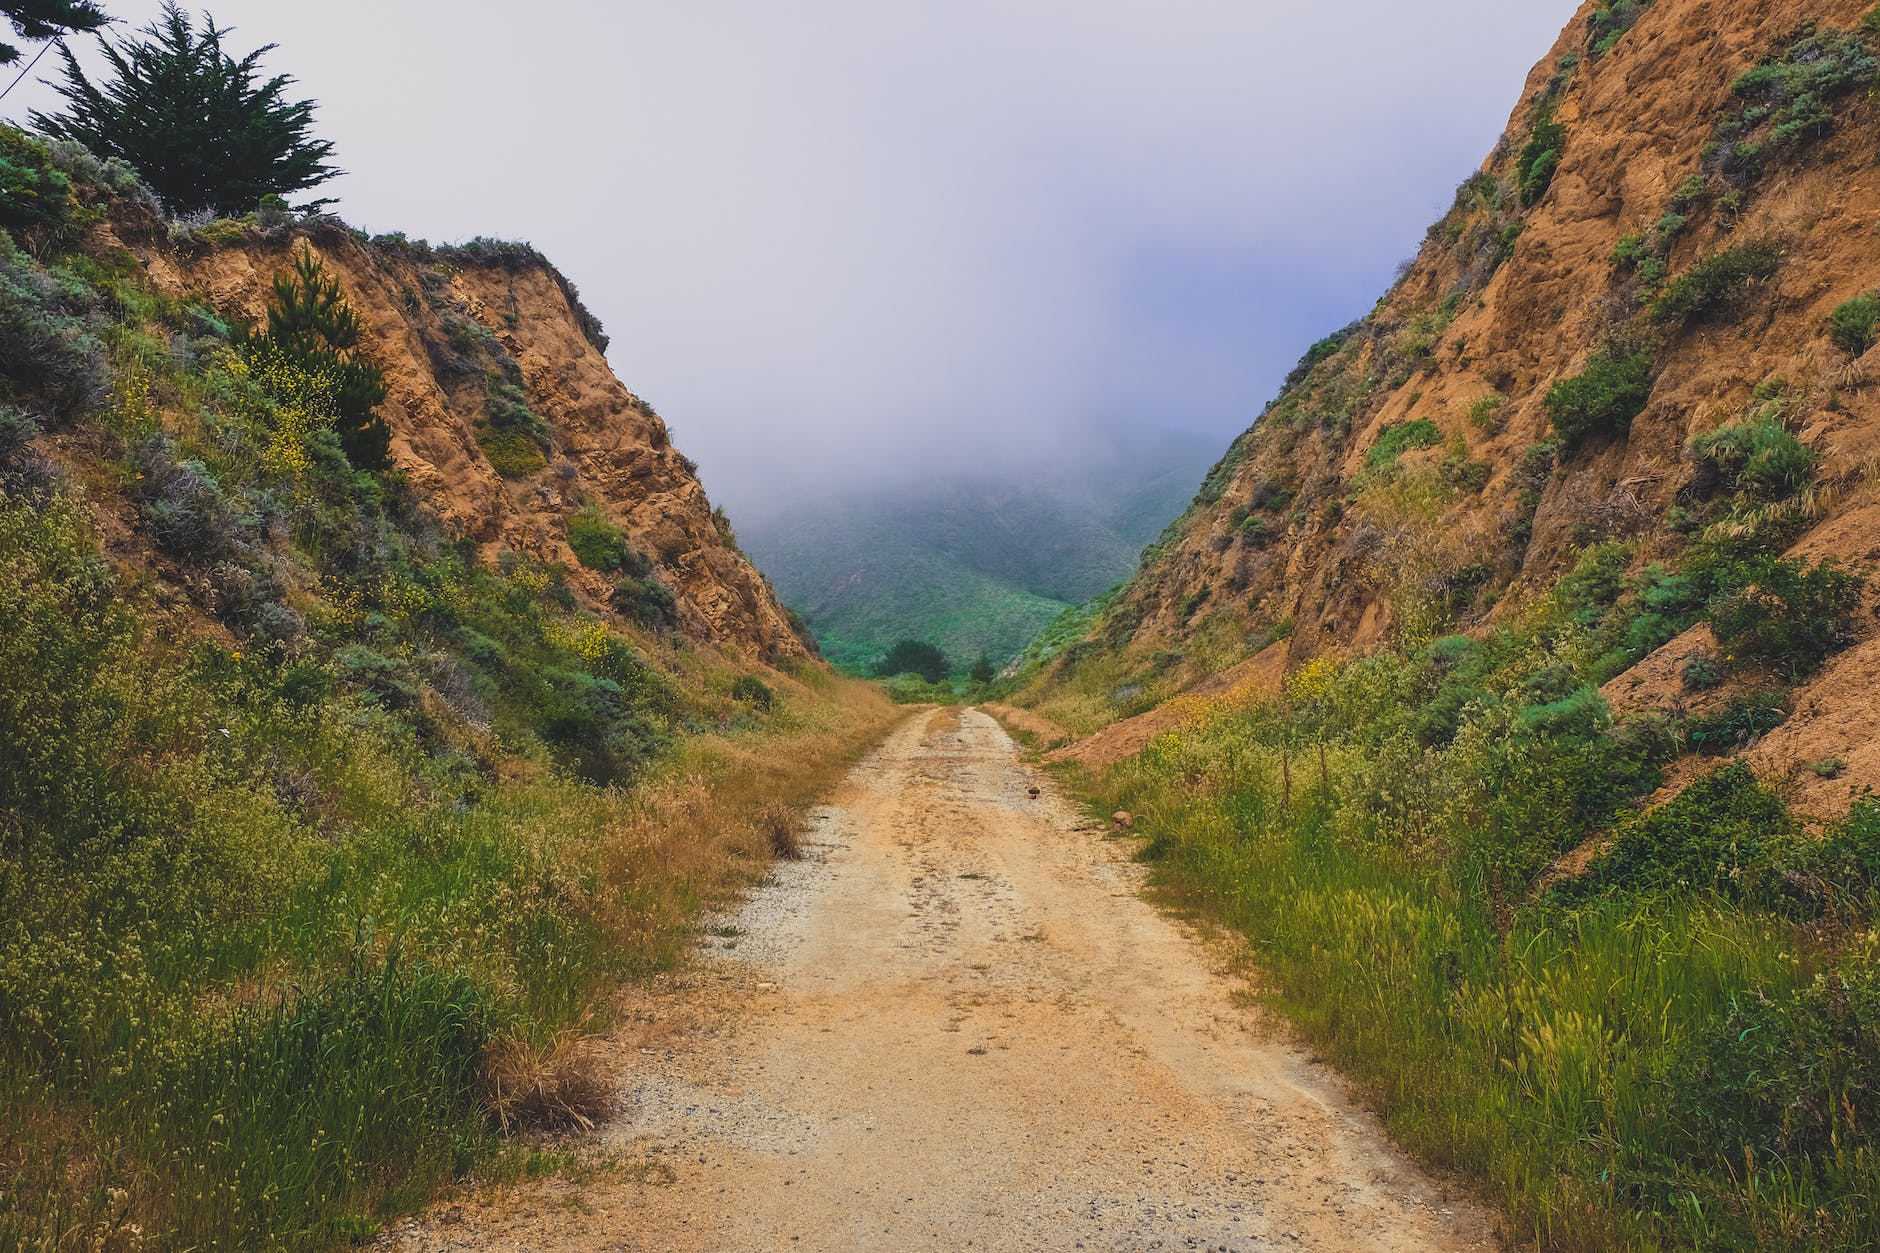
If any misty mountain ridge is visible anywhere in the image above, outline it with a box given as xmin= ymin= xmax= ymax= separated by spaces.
xmin=741 ymin=429 xmax=1217 ymax=672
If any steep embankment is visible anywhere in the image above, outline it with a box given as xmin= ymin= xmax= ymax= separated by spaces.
xmin=1 ymin=128 xmax=889 ymax=1249
xmin=1027 ymin=0 xmax=1880 ymax=814
xmin=110 ymin=215 xmax=808 ymax=662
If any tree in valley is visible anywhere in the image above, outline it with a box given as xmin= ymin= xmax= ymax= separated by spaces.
xmin=1 ymin=1 xmax=107 ymax=66
xmin=967 ymin=654 xmax=995 ymax=685
xmin=30 ymin=2 xmax=337 ymax=217
xmin=875 ymin=639 xmax=950 ymax=684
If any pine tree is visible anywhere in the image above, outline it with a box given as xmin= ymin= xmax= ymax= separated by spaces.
xmin=245 ymin=247 xmax=390 ymax=471
xmin=29 ymin=3 xmax=337 ymax=217
xmin=1 ymin=1 xmax=108 ymax=67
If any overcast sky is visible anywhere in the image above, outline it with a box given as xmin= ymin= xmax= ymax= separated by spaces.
xmin=4 ymin=2 xmax=1580 ymax=521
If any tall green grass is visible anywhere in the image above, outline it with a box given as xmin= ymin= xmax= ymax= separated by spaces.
xmin=1071 ymin=662 xmax=1878 ymax=1250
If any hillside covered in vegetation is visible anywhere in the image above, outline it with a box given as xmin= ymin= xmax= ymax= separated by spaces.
xmin=743 ymin=436 xmax=1212 ymax=675
xmin=0 ymin=119 xmax=890 ymax=1247
xmin=1010 ymin=0 xmax=1880 ymax=1247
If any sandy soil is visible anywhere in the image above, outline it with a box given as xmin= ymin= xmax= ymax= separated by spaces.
xmin=386 ymin=708 xmax=1496 ymax=1252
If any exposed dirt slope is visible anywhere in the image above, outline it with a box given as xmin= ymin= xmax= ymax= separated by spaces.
xmin=386 ymin=710 xmax=1495 ymax=1252
xmin=1035 ymin=0 xmax=1880 ymax=811
xmin=112 ymin=214 xmax=806 ymax=661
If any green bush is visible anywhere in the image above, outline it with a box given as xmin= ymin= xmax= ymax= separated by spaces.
xmin=0 ymin=128 xmax=85 ymax=237
xmin=1466 ymin=392 xmax=1505 ymax=430
xmin=1686 ymin=692 xmax=1789 ymax=755
xmin=567 ymin=505 xmax=629 ymax=571
xmin=1363 ymin=418 xmax=1442 ymax=473
xmin=475 ymin=423 xmax=547 ymax=477
xmin=1556 ymin=540 xmax=1634 ymax=623
xmin=1517 ymin=108 xmax=1566 ymax=206
xmin=1828 ymin=291 xmax=1880 ymax=356
xmin=730 ymin=674 xmax=774 ymax=711
xmin=1545 ymin=343 xmax=1654 ymax=447
xmin=1708 ymin=25 xmax=1878 ymax=183
xmin=611 ymin=572 xmax=678 ymax=632
xmin=1588 ymin=0 xmax=1654 ymax=54
xmin=0 ymin=232 xmax=109 ymax=419
xmin=1680 ymin=651 xmax=1724 ymax=691
xmin=1652 ymin=242 xmax=1781 ymax=326
xmin=1708 ymin=556 xmax=1863 ymax=680
xmin=1562 ymin=763 xmax=1796 ymax=901
xmin=1691 ymin=414 xmax=1815 ymax=501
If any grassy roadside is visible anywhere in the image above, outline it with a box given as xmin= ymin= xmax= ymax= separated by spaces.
xmin=0 ymin=564 xmax=895 ymax=1250
xmin=0 ymin=131 xmax=902 ymax=1249
xmin=1039 ymin=654 xmax=1877 ymax=1251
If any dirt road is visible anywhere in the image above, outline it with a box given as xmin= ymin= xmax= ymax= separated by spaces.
xmin=390 ymin=708 xmax=1496 ymax=1252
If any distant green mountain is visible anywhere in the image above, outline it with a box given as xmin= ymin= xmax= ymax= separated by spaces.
xmin=740 ymin=433 xmax=1217 ymax=673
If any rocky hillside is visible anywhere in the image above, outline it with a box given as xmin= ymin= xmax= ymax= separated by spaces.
xmin=1026 ymin=0 xmax=1880 ymax=816
xmin=104 ymin=207 xmax=807 ymax=663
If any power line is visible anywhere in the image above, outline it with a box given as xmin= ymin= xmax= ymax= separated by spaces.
xmin=0 ymin=36 xmax=60 ymax=107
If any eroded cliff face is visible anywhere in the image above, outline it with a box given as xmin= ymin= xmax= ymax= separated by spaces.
xmin=1040 ymin=0 xmax=1880 ymax=814
xmin=115 ymin=216 xmax=807 ymax=663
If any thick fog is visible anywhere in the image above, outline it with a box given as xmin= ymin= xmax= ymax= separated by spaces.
xmin=3 ymin=1 xmax=1581 ymax=521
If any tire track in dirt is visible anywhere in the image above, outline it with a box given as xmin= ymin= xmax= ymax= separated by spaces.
xmin=387 ymin=707 xmax=1496 ymax=1252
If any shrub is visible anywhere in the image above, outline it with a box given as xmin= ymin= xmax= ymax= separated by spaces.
xmin=1517 ymin=108 xmax=1566 ymax=206
xmin=0 ymin=127 xmax=85 ymax=237
xmin=1690 ymin=414 xmax=1814 ymax=501
xmin=0 ymin=404 xmax=37 ymax=466
xmin=1677 ymin=940 xmax=1880 ymax=1174
xmin=1466 ymin=392 xmax=1505 ymax=430
xmin=1364 ymin=418 xmax=1441 ymax=473
xmin=0 ymin=236 xmax=109 ymax=419
xmin=129 ymin=436 xmax=248 ymax=564
xmin=474 ymin=424 xmax=545 ymax=477
xmin=1686 ymin=692 xmax=1788 ymax=755
xmin=1652 ymin=242 xmax=1781 ymax=326
xmin=474 ymin=378 xmax=548 ymax=478
xmin=611 ymin=572 xmax=677 ymax=632
xmin=1708 ymin=556 xmax=1863 ymax=680
xmin=1247 ymin=478 xmax=1294 ymax=510
xmin=567 ymin=505 xmax=628 ymax=572
xmin=1706 ymin=25 xmax=1878 ymax=183
xmin=1545 ymin=343 xmax=1654 ymax=447
xmin=241 ymin=248 xmax=391 ymax=471
xmin=1828 ymin=291 xmax=1880 ymax=356
xmin=1556 ymin=540 xmax=1633 ymax=622
xmin=730 ymin=674 xmax=774 ymax=711
xmin=1680 ymin=652 xmax=1724 ymax=691
xmin=1588 ymin=0 xmax=1653 ymax=54
xmin=1564 ymin=763 xmax=1796 ymax=900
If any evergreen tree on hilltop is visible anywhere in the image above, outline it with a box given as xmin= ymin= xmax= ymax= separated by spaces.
xmin=30 ymin=3 xmax=337 ymax=217
xmin=1 ymin=1 xmax=108 ymax=67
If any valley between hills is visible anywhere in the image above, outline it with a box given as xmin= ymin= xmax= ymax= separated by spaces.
xmin=5 ymin=1 xmax=1880 ymax=1250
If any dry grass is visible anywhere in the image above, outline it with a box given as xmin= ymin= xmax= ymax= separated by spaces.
xmin=758 ymin=803 xmax=805 ymax=860
xmin=584 ymin=675 xmax=898 ymax=966
xmin=482 ymin=1030 xmax=615 ymax=1133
